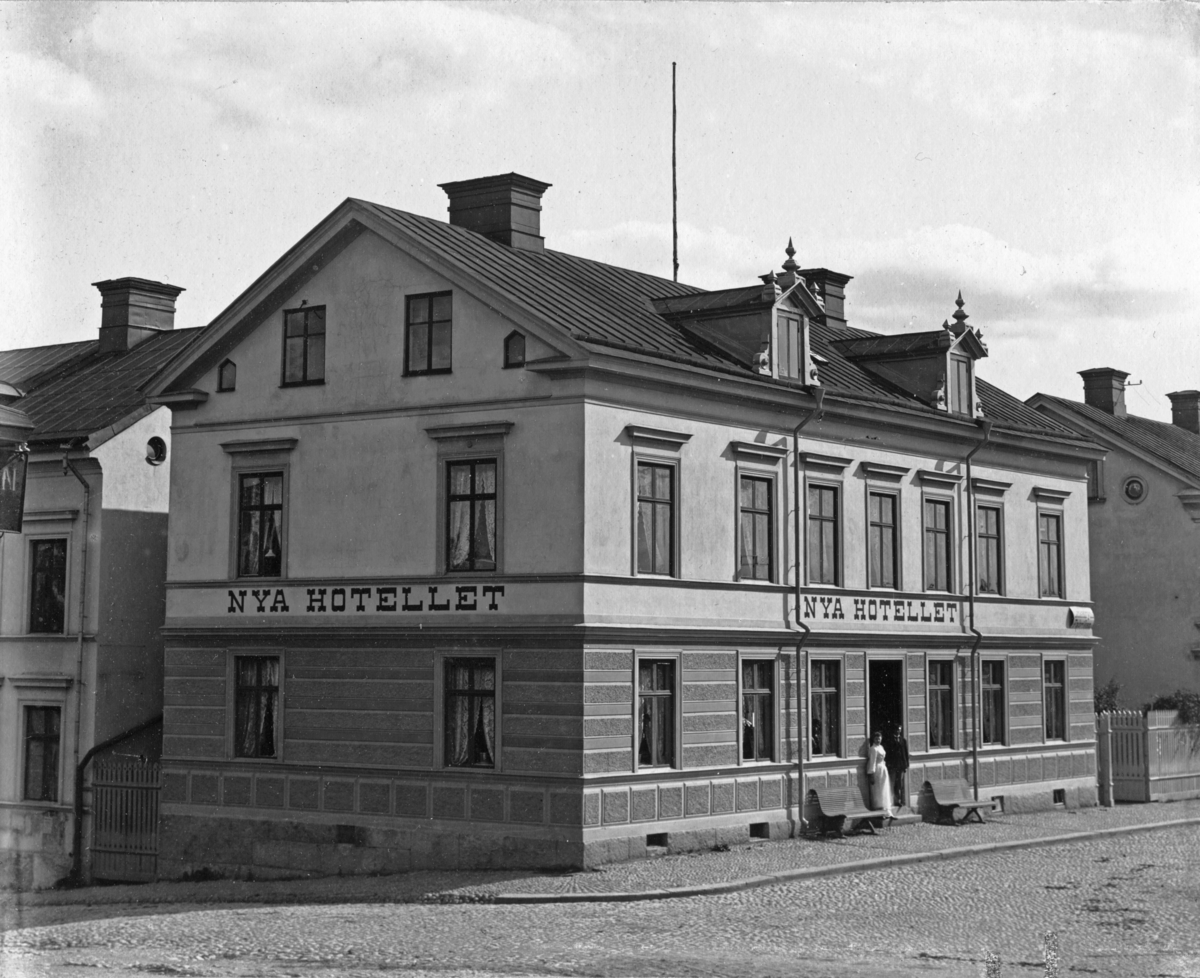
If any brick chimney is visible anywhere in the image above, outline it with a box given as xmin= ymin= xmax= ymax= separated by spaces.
xmin=1167 ymin=390 xmax=1200 ymax=435
xmin=438 ymin=173 xmax=552 ymax=252
xmin=1079 ymin=367 xmax=1129 ymax=417
xmin=798 ymin=267 xmax=853 ymax=329
xmin=93 ymin=278 xmax=185 ymax=354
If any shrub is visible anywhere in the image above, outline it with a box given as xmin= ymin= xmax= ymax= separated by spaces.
xmin=1094 ymin=678 xmax=1122 ymax=714
xmin=1143 ymin=688 xmax=1200 ymax=726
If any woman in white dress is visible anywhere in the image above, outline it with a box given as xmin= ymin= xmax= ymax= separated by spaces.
xmin=867 ymin=731 xmax=895 ymax=817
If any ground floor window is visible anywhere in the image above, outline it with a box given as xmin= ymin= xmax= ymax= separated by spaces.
xmin=928 ymin=660 xmax=955 ymax=749
xmin=445 ymin=657 xmax=496 ymax=768
xmin=235 ymin=655 xmax=279 ymax=758
xmin=810 ymin=660 xmax=841 ymax=757
xmin=1044 ymin=660 xmax=1066 ymax=740
xmin=24 ymin=706 xmax=61 ymax=801
xmin=741 ymin=660 xmax=774 ymax=761
xmin=981 ymin=660 xmax=1006 ymax=745
xmin=638 ymin=659 xmax=676 ymax=767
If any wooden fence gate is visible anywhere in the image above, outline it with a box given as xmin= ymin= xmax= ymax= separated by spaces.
xmin=90 ymin=759 xmax=160 ymax=882
xmin=1097 ymin=710 xmax=1200 ymax=804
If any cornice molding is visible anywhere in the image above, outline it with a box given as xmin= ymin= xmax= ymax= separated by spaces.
xmin=424 ymin=421 xmax=514 ymax=442
xmin=624 ymin=425 xmax=693 ymax=451
xmin=860 ymin=461 xmax=910 ymax=482
xmin=729 ymin=440 xmax=788 ymax=464
xmin=799 ymin=452 xmax=852 ymax=473
xmin=220 ymin=437 xmax=298 ymax=455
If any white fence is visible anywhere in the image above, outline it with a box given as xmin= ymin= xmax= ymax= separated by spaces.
xmin=1097 ymin=710 xmax=1200 ymax=804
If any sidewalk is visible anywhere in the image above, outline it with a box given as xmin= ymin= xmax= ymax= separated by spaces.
xmin=4 ymin=797 xmax=1200 ymax=928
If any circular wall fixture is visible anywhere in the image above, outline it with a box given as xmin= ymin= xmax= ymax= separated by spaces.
xmin=1122 ymin=476 xmax=1147 ymax=504
xmin=146 ymin=436 xmax=167 ymax=466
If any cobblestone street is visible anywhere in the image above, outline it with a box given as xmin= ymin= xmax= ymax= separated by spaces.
xmin=3 ymin=821 xmax=1199 ymax=978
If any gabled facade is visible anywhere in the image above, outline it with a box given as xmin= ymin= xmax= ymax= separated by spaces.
xmin=0 ymin=279 xmax=197 ymax=888
xmin=1029 ymin=371 xmax=1200 ymax=708
xmin=149 ymin=174 xmax=1102 ymax=878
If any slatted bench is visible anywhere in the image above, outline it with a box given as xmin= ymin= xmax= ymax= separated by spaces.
xmin=808 ymin=786 xmax=889 ymax=836
xmin=925 ymin=779 xmax=995 ymax=825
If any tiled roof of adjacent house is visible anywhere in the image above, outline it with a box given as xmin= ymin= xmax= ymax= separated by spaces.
xmin=0 ymin=330 xmax=201 ymax=445
xmin=359 ymin=199 xmax=1073 ymax=438
xmin=1034 ymin=395 xmax=1200 ymax=483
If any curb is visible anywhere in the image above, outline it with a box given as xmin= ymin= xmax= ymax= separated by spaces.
xmin=485 ymin=815 xmax=1200 ymax=904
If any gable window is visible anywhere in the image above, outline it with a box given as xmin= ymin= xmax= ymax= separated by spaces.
xmin=950 ymin=355 xmax=972 ymax=415
xmin=738 ymin=475 xmax=772 ymax=581
xmin=444 ymin=657 xmax=496 ymax=768
xmin=29 ymin=538 xmax=67 ymax=633
xmin=217 ymin=359 xmax=237 ymax=392
xmin=282 ymin=305 xmax=325 ymax=386
xmin=238 ymin=473 xmax=283 ymax=578
xmin=637 ymin=462 xmax=675 ymax=576
xmin=977 ymin=505 xmax=1003 ymax=594
xmin=24 ymin=706 xmax=61 ymax=801
xmin=638 ymin=659 xmax=676 ymax=768
xmin=867 ymin=491 xmax=898 ymax=588
xmin=981 ymin=660 xmax=1006 ymax=745
xmin=1038 ymin=512 xmax=1064 ymax=597
xmin=810 ymin=659 xmax=841 ymax=757
xmin=807 ymin=484 xmax=839 ymax=585
xmin=741 ymin=660 xmax=774 ymax=762
xmin=504 ymin=331 xmax=526 ymax=368
xmin=1086 ymin=460 xmax=1104 ymax=502
xmin=923 ymin=498 xmax=952 ymax=591
xmin=447 ymin=459 xmax=497 ymax=572
xmin=406 ymin=292 xmax=452 ymax=375
xmin=928 ymin=660 xmax=955 ymax=749
xmin=1044 ymin=660 xmax=1066 ymax=741
xmin=234 ymin=656 xmax=279 ymax=758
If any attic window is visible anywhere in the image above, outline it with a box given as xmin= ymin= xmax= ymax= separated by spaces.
xmin=406 ymin=292 xmax=452 ymax=375
xmin=777 ymin=313 xmax=805 ymax=381
xmin=504 ymin=331 xmax=526 ymax=368
xmin=218 ymin=359 xmax=237 ymax=392
xmin=949 ymin=355 xmax=973 ymax=416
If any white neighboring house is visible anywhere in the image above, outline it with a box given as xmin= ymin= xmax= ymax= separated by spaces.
xmin=0 ymin=278 xmax=197 ymax=889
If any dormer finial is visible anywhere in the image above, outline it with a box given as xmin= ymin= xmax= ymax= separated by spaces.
xmin=949 ymin=291 xmax=969 ymax=336
xmin=782 ymin=238 xmax=798 ymax=272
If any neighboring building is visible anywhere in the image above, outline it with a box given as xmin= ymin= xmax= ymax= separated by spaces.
xmin=147 ymin=173 xmax=1102 ymax=879
xmin=1029 ymin=372 xmax=1200 ymax=708
xmin=0 ymin=279 xmax=196 ymax=888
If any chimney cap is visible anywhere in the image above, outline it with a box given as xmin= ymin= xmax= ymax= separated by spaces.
xmin=1078 ymin=366 xmax=1130 ymax=382
xmin=438 ymin=172 xmax=552 ymax=196
xmin=91 ymin=277 xmax=186 ymax=299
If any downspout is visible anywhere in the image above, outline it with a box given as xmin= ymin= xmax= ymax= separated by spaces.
xmin=790 ymin=388 xmax=825 ymax=834
xmin=63 ymin=455 xmax=91 ymax=880
xmin=963 ymin=419 xmax=993 ymax=801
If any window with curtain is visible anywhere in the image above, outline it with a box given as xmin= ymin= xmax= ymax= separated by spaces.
xmin=23 ymin=706 xmax=61 ymax=801
xmin=738 ymin=475 xmax=772 ymax=581
xmin=807 ymin=484 xmax=839 ymax=585
xmin=810 ymin=660 xmax=841 ymax=756
xmin=447 ymin=460 xmax=497 ymax=572
xmin=868 ymin=492 xmax=898 ymax=588
xmin=638 ymin=659 xmax=676 ymax=767
xmin=406 ymin=292 xmax=452 ymax=375
xmin=1038 ymin=512 xmax=1063 ymax=597
xmin=238 ymin=473 xmax=284 ymax=577
xmin=981 ymin=660 xmax=1006 ymax=745
xmin=923 ymin=498 xmax=952 ymax=591
xmin=636 ymin=462 xmax=674 ymax=576
xmin=741 ymin=660 xmax=774 ymax=761
xmin=234 ymin=656 xmax=279 ymax=758
xmin=977 ymin=505 xmax=1003 ymax=594
xmin=282 ymin=305 xmax=325 ymax=385
xmin=928 ymin=660 xmax=955 ymax=749
xmin=444 ymin=658 xmax=496 ymax=768
xmin=1044 ymin=660 xmax=1066 ymax=740
xmin=29 ymin=538 xmax=67 ymax=633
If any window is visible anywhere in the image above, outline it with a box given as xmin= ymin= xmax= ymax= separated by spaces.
xmin=638 ymin=659 xmax=676 ymax=767
xmin=29 ymin=539 xmax=67 ymax=633
xmin=977 ymin=505 xmax=1003 ymax=594
xmin=406 ymin=292 xmax=452 ymax=375
xmin=923 ymin=498 xmax=952 ymax=591
xmin=928 ymin=660 xmax=955 ymax=749
xmin=950 ymin=355 xmax=972 ymax=415
xmin=218 ymin=359 xmax=237 ymax=392
xmin=741 ymin=660 xmax=774 ymax=761
xmin=444 ymin=657 xmax=496 ymax=768
xmin=282 ymin=306 xmax=325 ymax=385
xmin=807 ymin=485 xmax=839 ymax=585
xmin=738 ymin=475 xmax=772 ymax=581
xmin=1038 ymin=512 xmax=1063 ymax=597
xmin=1086 ymin=460 xmax=1103 ymax=501
xmin=447 ymin=459 xmax=497 ymax=572
xmin=1044 ymin=660 xmax=1066 ymax=740
xmin=504 ymin=331 xmax=526 ymax=368
xmin=981 ymin=660 xmax=1006 ymax=746
xmin=777 ymin=313 xmax=804 ymax=380
xmin=237 ymin=473 xmax=283 ymax=577
xmin=810 ymin=660 xmax=841 ymax=756
xmin=145 ymin=437 xmax=167 ymax=466
xmin=23 ymin=706 xmax=61 ymax=801
xmin=637 ymin=462 xmax=675 ymax=576
xmin=234 ymin=656 xmax=279 ymax=758
xmin=867 ymin=492 xmax=898 ymax=588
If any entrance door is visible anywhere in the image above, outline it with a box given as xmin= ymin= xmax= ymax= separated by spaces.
xmin=867 ymin=660 xmax=904 ymax=741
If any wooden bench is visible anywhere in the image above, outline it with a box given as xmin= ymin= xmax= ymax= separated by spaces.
xmin=925 ymin=779 xmax=995 ymax=825
xmin=808 ymin=786 xmax=889 ymax=836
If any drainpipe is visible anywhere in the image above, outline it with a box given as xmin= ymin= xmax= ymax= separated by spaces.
xmin=63 ymin=455 xmax=91 ymax=878
xmin=790 ymin=388 xmax=825 ymax=834
xmin=963 ymin=419 xmax=993 ymax=801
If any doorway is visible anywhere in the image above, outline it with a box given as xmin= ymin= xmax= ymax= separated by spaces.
xmin=867 ymin=659 xmax=904 ymax=741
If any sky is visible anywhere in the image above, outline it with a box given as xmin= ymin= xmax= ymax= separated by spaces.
xmin=2 ymin=2 xmax=1197 ymax=420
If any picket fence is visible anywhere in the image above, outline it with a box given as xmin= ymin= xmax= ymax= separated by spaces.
xmin=1096 ymin=710 xmax=1200 ymax=804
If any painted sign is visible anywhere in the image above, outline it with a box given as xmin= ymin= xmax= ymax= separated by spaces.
xmin=803 ymin=595 xmax=961 ymax=625
xmin=225 ymin=583 xmax=506 ymax=615
xmin=0 ymin=449 xmax=28 ymax=533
